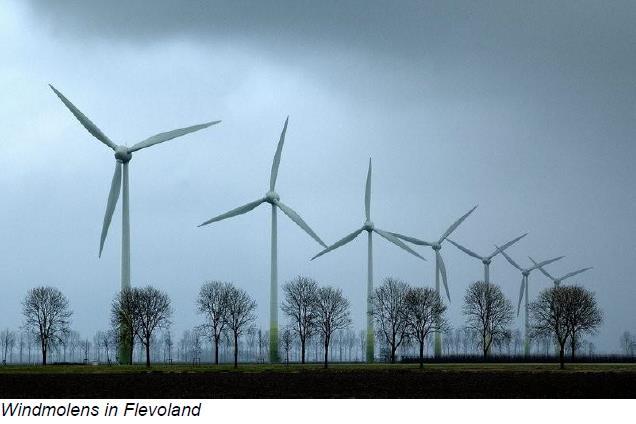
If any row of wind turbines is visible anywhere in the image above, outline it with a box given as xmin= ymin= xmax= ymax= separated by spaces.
xmin=49 ymin=85 xmax=592 ymax=363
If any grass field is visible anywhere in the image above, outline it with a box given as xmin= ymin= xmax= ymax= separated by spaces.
xmin=1 ymin=363 xmax=635 ymax=398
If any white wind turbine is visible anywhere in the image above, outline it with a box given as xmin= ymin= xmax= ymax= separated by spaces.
xmin=198 ymin=117 xmax=326 ymax=363
xmin=447 ymin=233 xmax=528 ymax=283
xmin=529 ymin=257 xmax=592 ymax=287
xmin=311 ymin=158 xmax=426 ymax=363
xmin=495 ymin=246 xmax=564 ymax=356
xmin=390 ymin=205 xmax=478 ymax=357
xmin=50 ymin=85 xmax=219 ymax=290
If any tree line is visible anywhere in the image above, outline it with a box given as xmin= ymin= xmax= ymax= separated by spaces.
xmin=5 ymin=276 xmax=605 ymax=369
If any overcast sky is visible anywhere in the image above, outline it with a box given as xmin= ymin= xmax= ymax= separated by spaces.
xmin=1 ymin=0 xmax=635 ymax=353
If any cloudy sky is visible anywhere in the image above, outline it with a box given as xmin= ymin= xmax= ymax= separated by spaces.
xmin=1 ymin=0 xmax=635 ymax=353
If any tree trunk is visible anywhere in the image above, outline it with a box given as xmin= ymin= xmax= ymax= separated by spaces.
xmin=559 ymin=345 xmax=565 ymax=370
xmin=42 ymin=343 xmax=47 ymax=366
xmin=214 ymin=337 xmax=219 ymax=365
xmin=301 ymin=338 xmax=305 ymax=364
xmin=323 ymin=340 xmax=329 ymax=369
xmin=145 ymin=341 xmax=151 ymax=368
xmin=391 ymin=344 xmax=396 ymax=364
xmin=419 ymin=341 xmax=424 ymax=369
xmin=233 ymin=333 xmax=239 ymax=368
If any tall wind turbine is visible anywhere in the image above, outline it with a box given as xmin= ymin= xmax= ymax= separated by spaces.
xmin=311 ymin=159 xmax=426 ymax=363
xmin=198 ymin=117 xmax=326 ymax=363
xmin=50 ymin=84 xmax=219 ymax=288
xmin=529 ymin=257 xmax=592 ymax=287
xmin=447 ymin=233 xmax=528 ymax=283
xmin=495 ymin=246 xmax=563 ymax=356
xmin=390 ymin=205 xmax=478 ymax=357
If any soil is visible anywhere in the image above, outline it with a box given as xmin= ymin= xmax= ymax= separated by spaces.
xmin=1 ymin=368 xmax=635 ymax=398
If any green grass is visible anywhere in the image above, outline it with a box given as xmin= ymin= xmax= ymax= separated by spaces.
xmin=1 ymin=362 xmax=635 ymax=374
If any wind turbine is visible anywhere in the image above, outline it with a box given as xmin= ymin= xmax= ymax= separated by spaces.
xmin=495 ymin=246 xmax=564 ymax=356
xmin=446 ymin=233 xmax=528 ymax=283
xmin=529 ymin=257 xmax=592 ymax=287
xmin=390 ymin=205 xmax=478 ymax=357
xmin=311 ymin=158 xmax=426 ymax=363
xmin=50 ymin=84 xmax=219 ymax=364
xmin=198 ymin=117 xmax=326 ymax=363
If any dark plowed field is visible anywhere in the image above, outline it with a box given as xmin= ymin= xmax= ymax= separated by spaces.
xmin=1 ymin=368 xmax=635 ymax=398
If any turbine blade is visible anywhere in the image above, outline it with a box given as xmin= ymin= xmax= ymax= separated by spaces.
xmin=447 ymin=239 xmax=482 ymax=260
xmin=488 ymin=233 xmax=528 ymax=259
xmin=388 ymin=232 xmax=433 ymax=246
xmin=439 ymin=205 xmax=478 ymax=243
xmin=533 ymin=255 xmax=565 ymax=270
xmin=269 ymin=117 xmax=289 ymax=191
xmin=276 ymin=201 xmax=326 ymax=248
xmin=374 ymin=228 xmax=426 ymax=261
xmin=49 ymin=84 xmax=117 ymax=150
xmin=128 ymin=120 xmax=220 ymax=153
xmin=529 ymin=256 xmax=555 ymax=280
xmin=560 ymin=267 xmax=593 ymax=281
xmin=198 ymin=198 xmax=265 ymax=227
xmin=311 ymin=227 xmax=364 ymax=261
xmin=365 ymin=158 xmax=372 ymax=221
xmin=495 ymin=244 xmax=523 ymax=271
xmin=99 ymin=161 xmax=122 ymax=257
xmin=437 ymin=251 xmax=451 ymax=302
xmin=517 ymin=276 xmax=525 ymax=317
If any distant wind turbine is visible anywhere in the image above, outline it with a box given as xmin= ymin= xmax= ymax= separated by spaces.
xmin=311 ymin=158 xmax=426 ymax=363
xmin=447 ymin=233 xmax=528 ymax=283
xmin=495 ymin=246 xmax=563 ymax=356
xmin=198 ymin=117 xmax=326 ymax=363
xmin=390 ymin=205 xmax=478 ymax=357
xmin=50 ymin=84 xmax=219 ymax=290
xmin=529 ymin=257 xmax=592 ymax=287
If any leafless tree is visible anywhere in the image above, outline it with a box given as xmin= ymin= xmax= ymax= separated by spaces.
xmin=111 ymin=288 xmax=139 ymax=364
xmin=281 ymin=276 xmax=318 ymax=364
xmin=372 ymin=278 xmax=411 ymax=363
xmin=530 ymin=286 xmax=570 ymax=369
xmin=163 ymin=331 xmax=174 ymax=364
xmin=404 ymin=287 xmax=447 ymax=367
xmin=133 ymin=286 xmax=172 ymax=367
xmin=620 ymin=331 xmax=634 ymax=356
xmin=0 ymin=329 xmax=16 ymax=365
xmin=224 ymin=285 xmax=257 ymax=368
xmin=197 ymin=281 xmax=231 ymax=365
xmin=281 ymin=327 xmax=293 ymax=365
xmin=22 ymin=286 xmax=72 ymax=365
xmin=463 ymin=281 xmax=513 ymax=358
xmin=563 ymin=285 xmax=602 ymax=361
xmin=313 ymin=286 xmax=351 ymax=368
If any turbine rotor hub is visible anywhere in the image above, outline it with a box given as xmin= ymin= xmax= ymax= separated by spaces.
xmin=265 ymin=191 xmax=280 ymax=204
xmin=114 ymin=146 xmax=132 ymax=163
xmin=363 ymin=220 xmax=374 ymax=231
xmin=483 ymin=258 xmax=491 ymax=265
xmin=522 ymin=270 xmax=530 ymax=277
xmin=432 ymin=243 xmax=441 ymax=251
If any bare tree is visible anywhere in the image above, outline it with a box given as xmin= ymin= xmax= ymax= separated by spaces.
xmin=0 ymin=329 xmax=16 ymax=365
xmin=463 ymin=281 xmax=513 ymax=358
xmin=111 ymin=288 xmax=139 ymax=364
xmin=281 ymin=276 xmax=318 ymax=364
xmin=197 ymin=281 xmax=231 ymax=365
xmin=564 ymin=285 xmax=602 ymax=361
xmin=620 ymin=331 xmax=633 ymax=356
xmin=313 ymin=286 xmax=351 ymax=368
xmin=530 ymin=286 xmax=570 ymax=369
xmin=22 ymin=286 xmax=72 ymax=366
xmin=372 ymin=278 xmax=410 ymax=363
xmin=404 ymin=287 xmax=447 ymax=368
xmin=281 ymin=327 xmax=293 ymax=365
xmin=133 ymin=286 xmax=173 ymax=367
xmin=225 ymin=285 xmax=257 ymax=368
xmin=163 ymin=331 xmax=174 ymax=364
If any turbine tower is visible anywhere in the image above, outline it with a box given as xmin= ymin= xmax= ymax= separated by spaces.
xmin=198 ymin=117 xmax=326 ymax=363
xmin=50 ymin=84 xmax=219 ymax=363
xmin=311 ymin=159 xmax=426 ymax=363
xmin=495 ymin=246 xmax=563 ymax=356
xmin=390 ymin=205 xmax=477 ymax=357
xmin=529 ymin=257 xmax=592 ymax=287
xmin=446 ymin=233 xmax=528 ymax=283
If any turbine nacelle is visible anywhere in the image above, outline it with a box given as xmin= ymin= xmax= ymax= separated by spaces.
xmin=265 ymin=190 xmax=280 ymax=204
xmin=363 ymin=220 xmax=374 ymax=232
xmin=114 ymin=146 xmax=132 ymax=163
xmin=522 ymin=270 xmax=530 ymax=277
xmin=432 ymin=243 xmax=441 ymax=251
xmin=482 ymin=258 xmax=492 ymax=265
